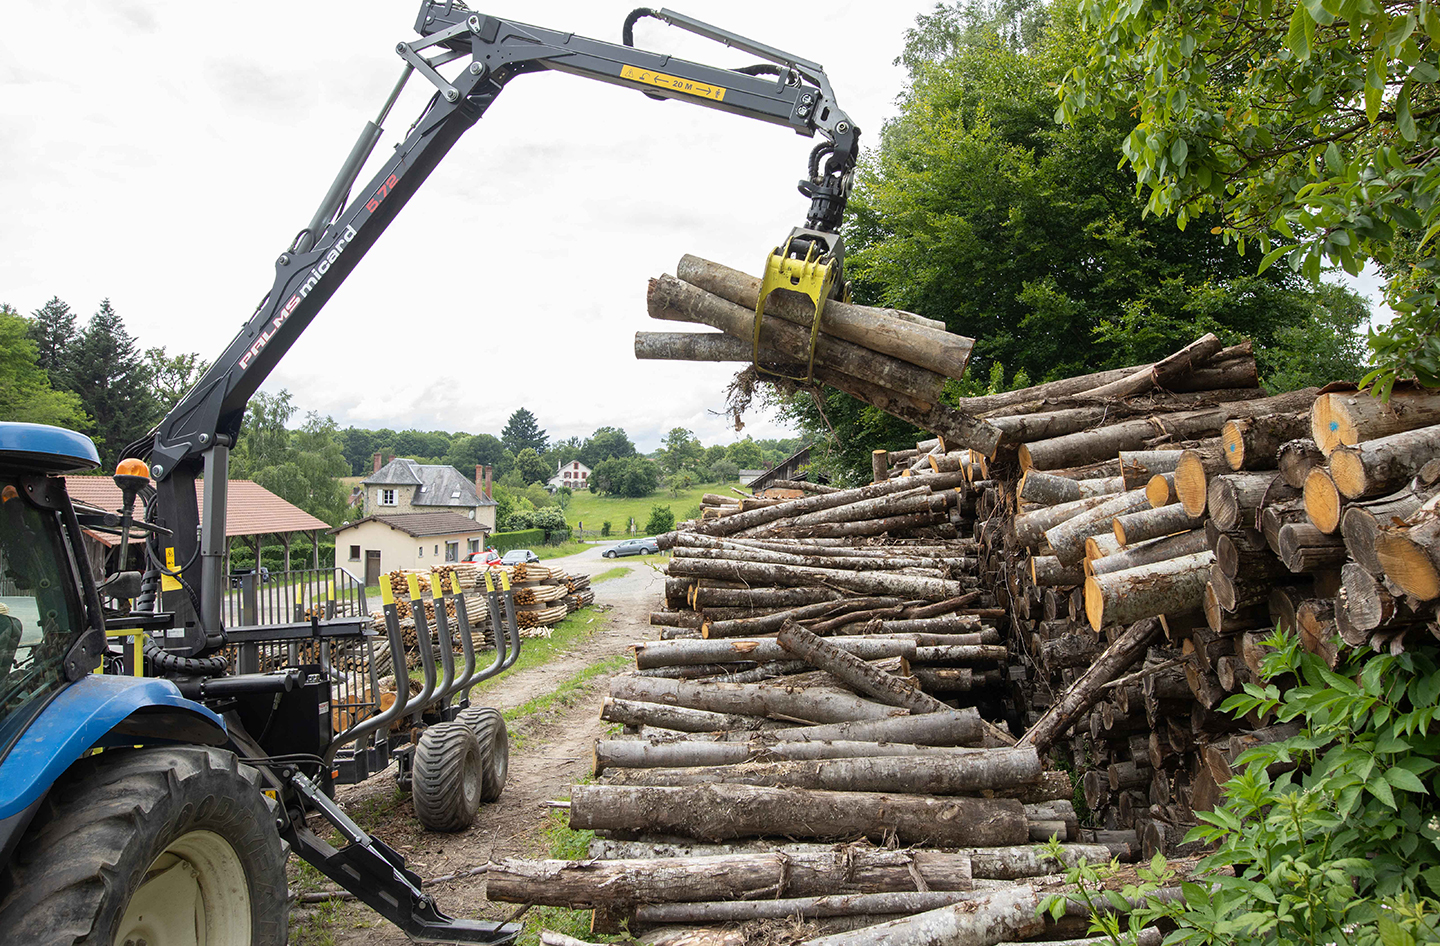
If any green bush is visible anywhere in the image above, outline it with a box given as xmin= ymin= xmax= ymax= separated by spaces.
xmin=230 ymin=541 xmax=335 ymax=572
xmin=489 ymin=528 xmax=544 ymax=554
xmin=601 ymin=521 xmax=612 ymax=537
xmin=644 ymin=505 xmax=675 ymax=535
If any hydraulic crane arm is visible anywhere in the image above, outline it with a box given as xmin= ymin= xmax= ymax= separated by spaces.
xmin=137 ymin=2 xmax=859 ymax=636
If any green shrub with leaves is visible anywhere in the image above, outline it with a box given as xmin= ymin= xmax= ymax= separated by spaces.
xmin=1047 ymin=628 xmax=1440 ymax=945
xmin=644 ymin=505 xmax=675 ymax=535
xmin=600 ymin=521 xmax=612 ymax=537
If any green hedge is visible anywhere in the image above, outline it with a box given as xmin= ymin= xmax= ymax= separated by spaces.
xmin=489 ymin=528 xmax=544 ymax=554
xmin=230 ymin=542 xmax=336 ymax=572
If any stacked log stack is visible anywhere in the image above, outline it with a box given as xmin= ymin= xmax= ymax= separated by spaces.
xmin=477 ymin=299 xmax=1440 ymax=943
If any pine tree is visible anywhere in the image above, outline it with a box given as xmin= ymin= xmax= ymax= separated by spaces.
xmin=27 ymin=296 xmax=78 ymax=385
xmin=65 ymin=300 xmax=162 ymax=464
xmin=501 ymin=407 xmax=548 ymax=455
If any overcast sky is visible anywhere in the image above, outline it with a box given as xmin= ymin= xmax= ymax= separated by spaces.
xmin=0 ymin=1 xmax=943 ymax=452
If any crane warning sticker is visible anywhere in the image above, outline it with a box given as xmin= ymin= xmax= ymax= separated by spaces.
xmin=620 ymin=65 xmax=726 ymax=102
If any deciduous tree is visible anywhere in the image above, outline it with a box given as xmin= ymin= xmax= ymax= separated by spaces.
xmin=0 ymin=304 xmax=89 ymax=429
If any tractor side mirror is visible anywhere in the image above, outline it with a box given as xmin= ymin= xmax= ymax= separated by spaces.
xmin=99 ymin=570 xmax=143 ymax=600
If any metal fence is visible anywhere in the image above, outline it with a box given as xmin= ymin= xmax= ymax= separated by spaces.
xmin=224 ymin=566 xmax=370 ymax=630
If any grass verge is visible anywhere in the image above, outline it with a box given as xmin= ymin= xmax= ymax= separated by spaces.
xmin=517 ymin=809 xmax=628 ymax=945
xmin=565 ymin=480 xmax=731 ymax=532
xmin=468 ymin=610 xmax=614 ymax=700
xmin=534 ymin=541 xmax=594 ymax=560
xmin=592 ymin=566 xmax=631 ymax=584
xmin=500 ymin=653 xmax=630 ymax=751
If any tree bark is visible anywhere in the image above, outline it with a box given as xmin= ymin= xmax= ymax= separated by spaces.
xmin=1018 ymin=390 xmax=1318 ymax=472
xmin=568 ymin=783 xmax=1030 ymax=846
xmin=609 ymin=674 xmax=909 ymax=724
xmin=778 ymin=620 xmax=952 ymax=714
xmin=1221 ymin=412 xmax=1311 ymax=471
xmin=688 ymin=477 xmax=942 ymax=537
xmin=800 ymin=885 xmax=1044 ymax=946
xmin=1031 ymin=555 xmax=1085 ymax=586
xmin=1111 ymin=504 xmax=1205 ymax=547
xmin=667 ymin=557 xmax=971 ymax=601
xmin=485 ymin=847 xmax=974 ymax=908
xmin=1312 ymin=389 xmax=1440 ymax=454
xmin=1088 ymin=530 xmax=1208 ymax=578
xmin=599 ymin=747 xmax=1043 ymax=796
xmin=674 ymin=544 xmax=944 ymax=576
xmin=1374 ymin=494 xmax=1440 ymax=600
xmin=1277 ymin=437 xmax=1325 ymax=489
xmin=1341 ymin=482 xmax=1438 ymax=575
xmin=1330 ymin=423 xmax=1440 ymax=498
xmin=632 ymin=891 xmax=981 ymax=926
xmin=649 ymin=274 xmax=949 ymax=404
xmin=1018 ymin=471 xmax=1124 ymax=506
xmin=1085 ymin=551 xmax=1214 ymax=630
xmin=691 ymin=585 xmax=845 ymax=610
xmin=593 ymin=738 xmax=1011 ymax=773
xmin=676 ymin=254 xmax=972 ymax=379
xmin=703 ymin=598 xmax=904 ymax=640
xmin=635 ymin=636 xmax=918 ymax=670
xmin=767 ymin=510 xmax=952 ymax=539
xmin=700 ymin=709 xmax=986 ymax=747
xmin=1208 ymin=472 xmax=1281 ymax=532
xmin=634 ymin=330 xmax=754 ymax=363
xmin=601 ymin=697 xmax=785 ymax=733
xmin=1276 ymin=522 xmax=1348 ymax=573
xmin=1021 ymin=619 xmax=1161 ymax=752
xmin=1046 ymin=490 xmax=1155 ymax=565
xmin=1015 ymin=494 xmax=1118 ymax=548
xmin=1119 ymin=450 xmax=1186 ymax=491
xmin=1078 ymin=334 xmax=1225 ymax=399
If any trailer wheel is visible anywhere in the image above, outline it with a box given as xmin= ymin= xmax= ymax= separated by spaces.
xmin=411 ymin=722 xmax=483 ymax=832
xmin=457 ymin=706 xmax=509 ymax=802
xmin=0 ymin=746 xmax=288 ymax=946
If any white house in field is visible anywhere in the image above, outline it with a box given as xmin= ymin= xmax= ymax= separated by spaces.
xmin=546 ymin=459 xmax=592 ymax=493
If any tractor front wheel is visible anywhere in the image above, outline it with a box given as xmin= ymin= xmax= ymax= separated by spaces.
xmin=0 ymin=746 xmax=288 ymax=946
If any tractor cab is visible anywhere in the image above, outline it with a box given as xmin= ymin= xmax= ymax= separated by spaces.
xmin=0 ymin=423 xmax=104 ymax=753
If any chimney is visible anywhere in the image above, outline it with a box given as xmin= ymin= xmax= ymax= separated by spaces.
xmin=373 ymin=452 xmax=383 ymax=472
xmin=476 ymin=464 xmax=484 ymax=491
xmin=484 ymin=465 xmax=493 ymax=499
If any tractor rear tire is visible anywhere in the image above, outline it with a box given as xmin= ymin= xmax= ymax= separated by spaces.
xmin=411 ymin=721 xmax=483 ymax=832
xmin=0 ymin=745 xmax=288 ymax=946
xmin=457 ymin=706 xmax=509 ymax=802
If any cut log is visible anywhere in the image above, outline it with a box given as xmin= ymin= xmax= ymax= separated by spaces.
xmin=677 ymin=255 xmax=973 ymax=380
xmin=1015 ymin=494 xmax=1118 ymax=548
xmin=711 ymin=709 xmax=986 ymax=747
xmin=632 ymin=891 xmax=982 ymax=927
xmin=1208 ymin=472 xmax=1282 ymax=532
xmin=691 ymin=585 xmax=845 ymax=610
xmin=634 ymin=637 xmax=917 ymax=670
xmin=1045 ymin=489 xmax=1155 ymax=565
xmin=1076 ymin=334 xmax=1224 ymax=399
xmin=1374 ymin=495 xmax=1440 ymax=600
xmin=1276 ymin=522 xmax=1348 ymax=573
xmin=778 ymin=620 xmax=952 ymax=714
xmin=667 ymin=557 xmax=970 ymax=601
xmin=1278 ymin=437 xmax=1325 ymax=489
xmin=1112 ymin=504 xmax=1205 ymax=547
xmin=1221 ymin=412 xmax=1311 ymax=470
xmin=1088 ymin=530 xmax=1208 ymax=579
xmin=801 ymin=885 xmax=1044 ymax=946
xmin=1084 ymin=551 xmax=1215 ymax=631
xmin=1018 ymin=471 xmax=1125 ymax=506
xmin=601 ymin=698 xmax=784 ymax=733
xmin=1021 ymin=618 xmax=1161 ymax=752
xmin=1312 ymin=389 xmax=1440 ymax=454
xmin=1031 ymin=555 xmax=1085 ymax=586
xmin=1174 ymin=448 xmax=1228 ymax=516
xmin=609 ymin=675 xmax=909 ymax=724
xmin=650 ymin=274 xmax=948 ymax=403
xmin=1119 ymin=450 xmax=1185 ymax=491
xmin=568 ymin=783 xmax=1030 ymax=846
xmin=703 ymin=597 xmax=903 ymax=640
xmin=594 ymin=738 xmax=1005 ymax=773
xmin=486 ymin=847 xmax=974 ymax=908
xmin=689 ymin=477 xmax=938 ymax=538
xmin=1302 ymin=467 xmax=1344 ymax=534
xmin=1330 ymin=424 xmax=1440 ymax=498
xmin=1018 ymin=390 xmax=1317 ymax=471
xmin=599 ymin=747 xmax=1043 ymax=795
xmin=1341 ymin=482 xmax=1438 ymax=575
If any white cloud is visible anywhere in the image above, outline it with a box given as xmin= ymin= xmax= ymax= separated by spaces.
xmin=0 ymin=1 xmax=931 ymax=451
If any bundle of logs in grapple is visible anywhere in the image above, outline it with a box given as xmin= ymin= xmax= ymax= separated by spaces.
xmin=486 ymin=317 xmax=1440 ymax=943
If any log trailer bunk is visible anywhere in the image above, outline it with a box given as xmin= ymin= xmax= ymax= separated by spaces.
xmin=0 ymin=3 xmax=858 ymax=944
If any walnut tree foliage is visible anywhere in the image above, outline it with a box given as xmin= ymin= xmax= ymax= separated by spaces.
xmin=1058 ymin=0 xmax=1440 ymax=393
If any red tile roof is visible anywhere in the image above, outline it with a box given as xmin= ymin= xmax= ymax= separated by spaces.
xmin=64 ymin=475 xmax=331 ymax=538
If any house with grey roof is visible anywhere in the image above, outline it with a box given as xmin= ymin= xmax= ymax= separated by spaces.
xmin=360 ymin=456 xmax=498 ymax=532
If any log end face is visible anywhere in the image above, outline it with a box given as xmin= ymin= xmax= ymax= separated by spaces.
xmin=1375 ymin=532 xmax=1440 ymax=601
xmin=1329 ymin=447 xmax=1367 ymax=500
xmin=1146 ymin=473 xmax=1172 ymax=510
xmin=1084 ymin=576 xmax=1105 ymax=632
xmin=1311 ymin=393 xmax=1339 ymax=455
xmin=1303 ymin=467 xmax=1342 ymax=534
xmin=1175 ymin=452 xmax=1210 ymax=517
xmin=1221 ymin=420 xmax=1246 ymax=471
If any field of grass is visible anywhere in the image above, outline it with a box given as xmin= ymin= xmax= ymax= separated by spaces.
xmin=563 ymin=480 xmax=733 ymax=535
xmin=592 ymin=566 xmax=630 ymax=584
xmin=467 ymin=610 xmax=612 ymax=701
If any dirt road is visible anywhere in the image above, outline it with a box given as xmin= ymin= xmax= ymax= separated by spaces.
xmin=309 ymin=544 xmax=664 ymax=943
